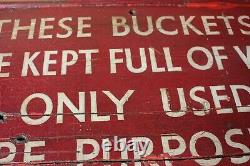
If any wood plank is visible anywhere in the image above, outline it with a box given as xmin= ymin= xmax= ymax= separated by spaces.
xmin=0 ymin=1 xmax=250 ymax=165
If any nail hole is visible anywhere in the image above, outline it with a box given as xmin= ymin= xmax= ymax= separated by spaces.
xmin=226 ymin=123 xmax=233 ymax=129
xmin=129 ymin=9 xmax=136 ymax=16
xmin=15 ymin=134 xmax=28 ymax=144
xmin=0 ymin=112 xmax=6 ymax=123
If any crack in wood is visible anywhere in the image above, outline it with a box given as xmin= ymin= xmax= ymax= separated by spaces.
xmin=0 ymin=1 xmax=250 ymax=10
xmin=1 ymin=105 xmax=249 ymax=119
xmin=2 ymin=152 xmax=250 ymax=165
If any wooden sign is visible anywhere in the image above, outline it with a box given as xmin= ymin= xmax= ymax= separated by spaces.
xmin=0 ymin=1 xmax=250 ymax=165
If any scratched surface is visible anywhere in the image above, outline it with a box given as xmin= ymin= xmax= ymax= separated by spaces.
xmin=0 ymin=1 xmax=250 ymax=165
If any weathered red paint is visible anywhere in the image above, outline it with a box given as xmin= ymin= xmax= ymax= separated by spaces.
xmin=185 ymin=2 xmax=250 ymax=9
xmin=0 ymin=0 xmax=250 ymax=165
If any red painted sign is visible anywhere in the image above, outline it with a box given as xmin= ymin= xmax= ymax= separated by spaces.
xmin=0 ymin=1 xmax=250 ymax=165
